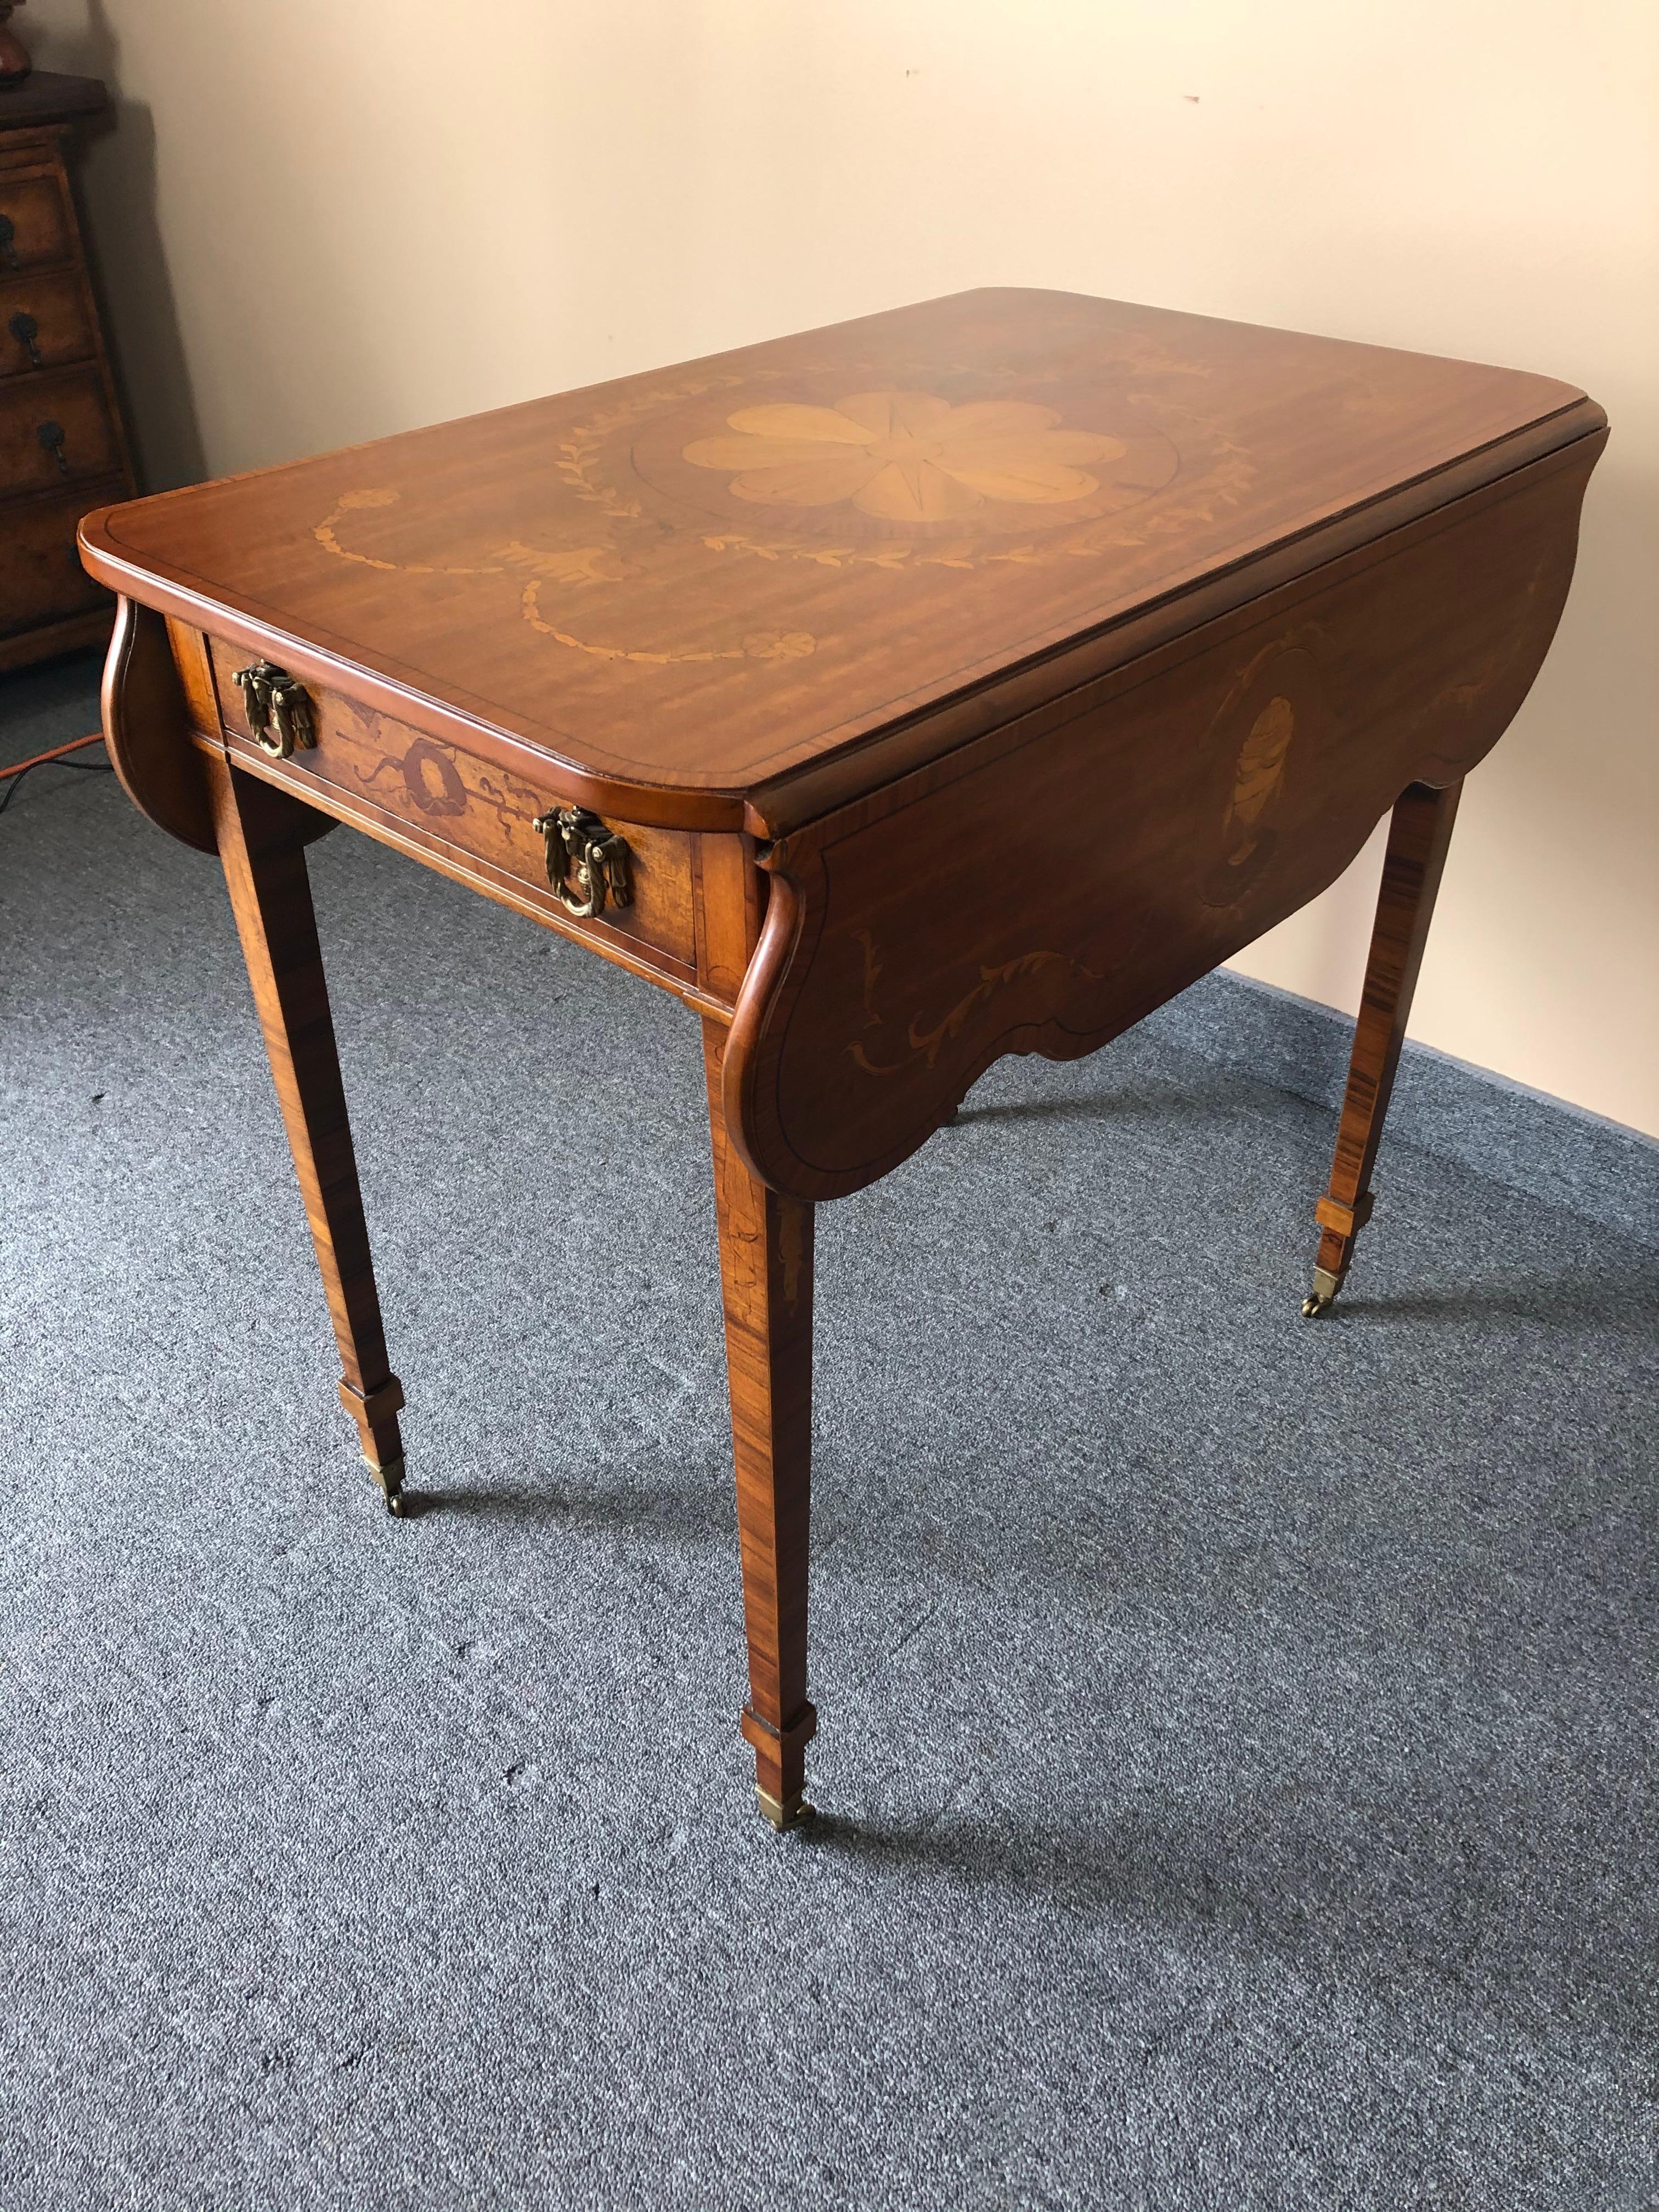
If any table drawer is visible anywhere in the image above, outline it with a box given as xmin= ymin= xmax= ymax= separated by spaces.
xmin=205 ymin=640 xmax=697 ymax=969
xmin=0 ymin=364 xmax=120 ymax=492
xmin=0 ymin=476 xmax=120 ymax=639
xmin=0 ymin=173 xmax=75 ymax=275
xmin=0 ymin=268 xmax=95 ymax=379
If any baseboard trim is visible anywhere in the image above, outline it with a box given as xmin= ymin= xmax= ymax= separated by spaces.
xmin=1142 ymin=969 xmax=1659 ymax=1253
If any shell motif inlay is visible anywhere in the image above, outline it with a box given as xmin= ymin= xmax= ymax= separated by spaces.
xmin=1224 ymin=695 xmax=1295 ymax=865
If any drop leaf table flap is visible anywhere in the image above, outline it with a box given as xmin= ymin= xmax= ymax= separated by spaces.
xmin=81 ymin=287 xmax=1606 ymax=1827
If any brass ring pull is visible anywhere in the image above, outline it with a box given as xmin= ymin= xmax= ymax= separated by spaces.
xmin=232 ymin=661 xmax=318 ymax=759
xmin=532 ymin=805 xmax=633 ymax=919
xmin=9 ymin=310 xmax=41 ymax=369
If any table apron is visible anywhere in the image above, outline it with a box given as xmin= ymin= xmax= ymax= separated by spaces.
xmin=98 ymin=600 xmax=751 ymax=1023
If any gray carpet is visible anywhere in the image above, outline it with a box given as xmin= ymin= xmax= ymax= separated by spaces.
xmin=3 ymin=652 xmax=1655 ymax=2212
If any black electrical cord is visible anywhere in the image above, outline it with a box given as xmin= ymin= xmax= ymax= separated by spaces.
xmin=0 ymin=748 xmax=114 ymax=819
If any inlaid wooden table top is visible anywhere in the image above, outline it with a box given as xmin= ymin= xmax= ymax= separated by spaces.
xmin=84 ymin=286 xmax=1605 ymax=1830
xmin=80 ymin=287 xmax=1596 ymax=833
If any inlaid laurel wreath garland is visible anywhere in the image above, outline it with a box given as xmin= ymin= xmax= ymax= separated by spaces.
xmin=314 ymin=353 xmax=1254 ymax=667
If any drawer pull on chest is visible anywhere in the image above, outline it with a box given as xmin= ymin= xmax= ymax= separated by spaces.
xmin=531 ymin=805 xmax=633 ymax=919
xmin=9 ymin=309 xmax=41 ymax=367
xmin=233 ymin=661 xmax=318 ymax=759
xmin=36 ymin=418 xmax=69 ymax=476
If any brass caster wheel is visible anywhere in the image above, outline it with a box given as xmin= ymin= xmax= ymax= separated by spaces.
xmin=1301 ymin=1293 xmax=1331 ymax=1318
xmin=755 ymin=1785 xmax=816 ymax=1832
xmin=368 ymin=1452 xmax=408 ymax=1516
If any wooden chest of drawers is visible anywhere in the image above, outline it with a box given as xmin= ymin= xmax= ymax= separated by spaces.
xmin=0 ymin=72 xmax=133 ymax=673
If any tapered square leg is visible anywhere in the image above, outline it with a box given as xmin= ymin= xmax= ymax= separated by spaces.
xmin=1303 ymin=778 xmax=1463 ymax=1316
xmin=702 ymin=1017 xmax=817 ymax=1829
xmin=206 ymin=755 xmax=408 ymax=1511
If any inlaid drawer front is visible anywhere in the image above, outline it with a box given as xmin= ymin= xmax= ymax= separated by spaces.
xmin=0 ymin=269 xmax=95 ymax=379
xmin=0 ymin=364 xmax=119 ymax=492
xmin=0 ymin=175 xmax=75 ymax=275
xmin=205 ymin=641 xmax=696 ymax=968
xmin=0 ymin=477 xmax=120 ymax=639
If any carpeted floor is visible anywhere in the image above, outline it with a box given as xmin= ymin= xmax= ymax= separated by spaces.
xmin=3 ymin=653 xmax=1655 ymax=2212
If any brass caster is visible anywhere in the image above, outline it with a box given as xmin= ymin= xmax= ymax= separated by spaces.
xmin=1301 ymin=1293 xmax=1331 ymax=1318
xmin=1301 ymin=1266 xmax=1341 ymax=1319
xmin=755 ymin=1785 xmax=816 ymax=1832
xmin=368 ymin=1453 xmax=408 ymax=1516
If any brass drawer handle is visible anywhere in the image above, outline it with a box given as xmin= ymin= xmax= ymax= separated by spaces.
xmin=532 ymin=805 xmax=633 ymax=919
xmin=233 ymin=661 xmax=318 ymax=759
xmin=9 ymin=309 xmax=41 ymax=368
xmin=36 ymin=418 xmax=69 ymax=476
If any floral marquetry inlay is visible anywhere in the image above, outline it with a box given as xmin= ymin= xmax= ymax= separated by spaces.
xmin=682 ymin=392 xmax=1129 ymax=523
xmin=309 ymin=351 xmax=1228 ymax=665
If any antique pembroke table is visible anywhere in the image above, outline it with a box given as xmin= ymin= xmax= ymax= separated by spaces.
xmin=80 ymin=289 xmax=1605 ymax=1829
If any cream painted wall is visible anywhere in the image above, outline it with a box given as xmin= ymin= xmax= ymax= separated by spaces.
xmin=28 ymin=0 xmax=1659 ymax=1134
